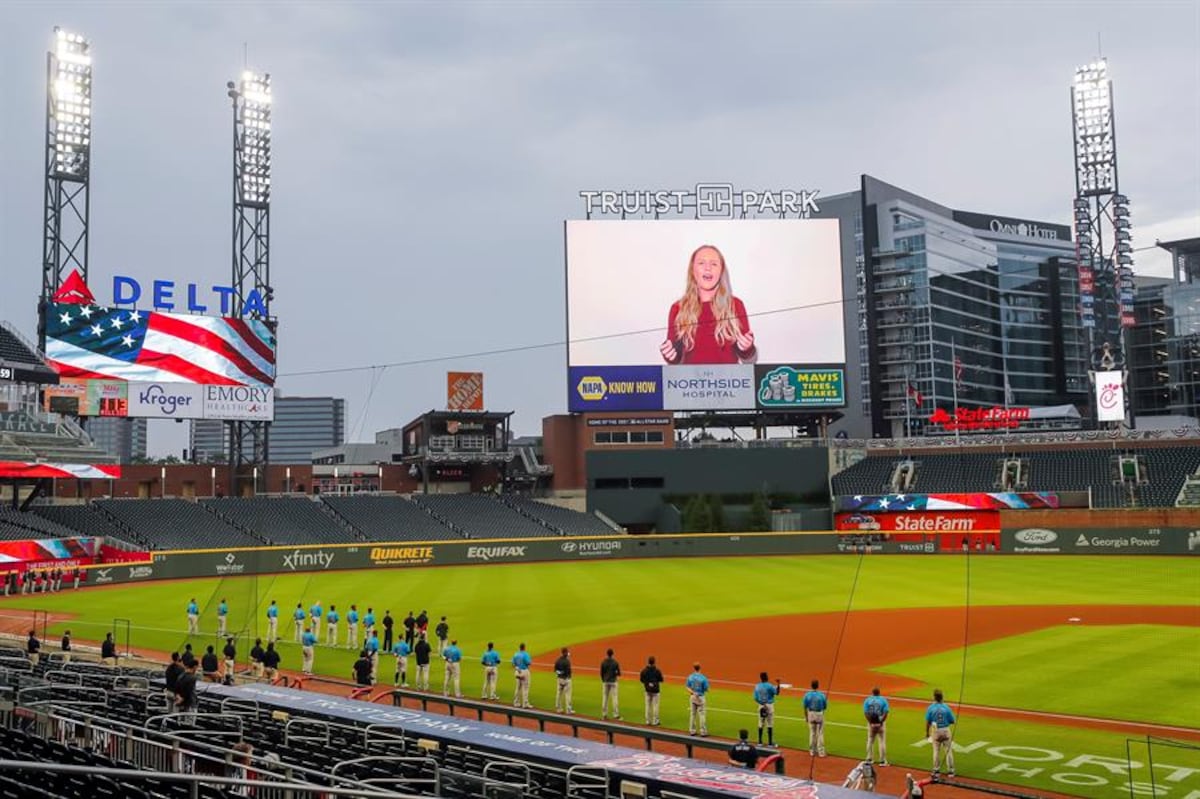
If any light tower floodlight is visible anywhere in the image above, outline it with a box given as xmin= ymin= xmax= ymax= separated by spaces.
xmin=41 ymin=27 xmax=94 ymax=349
xmin=227 ymin=69 xmax=274 ymax=489
xmin=1071 ymin=57 xmax=1135 ymax=425
xmin=231 ymin=70 xmax=272 ymax=206
xmin=1071 ymin=60 xmax=1116 ymax=197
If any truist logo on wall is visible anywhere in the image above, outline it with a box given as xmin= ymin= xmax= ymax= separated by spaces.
xmin=203 ymin=385 xmax=274 ymax=421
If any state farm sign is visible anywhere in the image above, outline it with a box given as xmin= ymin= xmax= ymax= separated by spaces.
xmin=928 ymin=406 xmax=1030 ymax=431
xmin=835 ymin=511 xmax=999 ymax=533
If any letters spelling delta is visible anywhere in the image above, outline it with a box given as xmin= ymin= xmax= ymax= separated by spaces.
xmin=112 ymin=275 xmax=267 ymax=317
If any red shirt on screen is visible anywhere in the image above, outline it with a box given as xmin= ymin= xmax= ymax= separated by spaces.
xmin=666 ymin=298 xmax=755 ymax=365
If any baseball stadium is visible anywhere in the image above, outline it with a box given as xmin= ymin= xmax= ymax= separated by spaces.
xmin=0 ymin=14 xmax=1198 ymax=799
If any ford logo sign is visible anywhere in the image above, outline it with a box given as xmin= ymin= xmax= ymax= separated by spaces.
xmin=1015 ymin=528 xmax=1058 ymax=545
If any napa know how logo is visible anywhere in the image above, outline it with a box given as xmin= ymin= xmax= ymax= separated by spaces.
xmin=568 ymin=366 xmax=663 ymax=412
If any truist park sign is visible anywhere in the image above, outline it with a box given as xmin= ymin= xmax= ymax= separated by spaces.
xmin=580 ymin=184 xmax=821 ymax=218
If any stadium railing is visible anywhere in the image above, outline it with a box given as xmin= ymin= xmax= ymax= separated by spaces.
xmin=384 ymin=686 xmax=786 ymax=774
xmin=25 ymin=697 xmax=426 ymax=798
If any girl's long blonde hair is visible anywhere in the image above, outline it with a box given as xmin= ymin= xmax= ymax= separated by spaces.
xmin=674 ymin=244 xmax=742 ymax=353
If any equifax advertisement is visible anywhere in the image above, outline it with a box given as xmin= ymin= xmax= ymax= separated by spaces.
xmin=565 ymin=220 xmax=844 ymax=412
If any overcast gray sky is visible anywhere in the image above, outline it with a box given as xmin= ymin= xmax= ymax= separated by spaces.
xmin=2 ymin=1 xmax=1198 ymax=456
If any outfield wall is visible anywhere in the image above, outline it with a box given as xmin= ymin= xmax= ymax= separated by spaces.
xmin=85 ymin=532 xmax=843 ymax=585
xmin=83 ymin=526 xmax=1200 ymax=586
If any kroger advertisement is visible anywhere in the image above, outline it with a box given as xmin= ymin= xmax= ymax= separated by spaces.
xmin=43 ymin=379 xmax=273 ymax=421
xmin=565 ymin=220 xmax=845 ymax=412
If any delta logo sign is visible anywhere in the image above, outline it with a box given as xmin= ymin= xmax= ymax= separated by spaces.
xmin=45 ymin=270 xmax=276 ymax=389
xmin=54 ymin=269 xmax=269 ymax=317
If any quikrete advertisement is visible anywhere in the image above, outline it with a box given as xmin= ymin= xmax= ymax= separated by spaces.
xmin=368 ymin=546 xmax=435 ymax=566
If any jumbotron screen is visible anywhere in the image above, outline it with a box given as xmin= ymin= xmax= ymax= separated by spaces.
xmin=42 ymin=302 xmax=276 ymax=421
xmin=565 ymin=220 xmax=845 ymax=412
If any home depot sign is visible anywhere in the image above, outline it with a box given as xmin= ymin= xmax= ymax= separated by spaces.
xmin=447 ymin=372 xmax=484 ymax=411
xmin=929 ymin=406 xmax=1030 ymax=431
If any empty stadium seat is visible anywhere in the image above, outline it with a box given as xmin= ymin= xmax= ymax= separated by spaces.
xmin=95 ymin=499 xmax=262 ymax=550
xmin=320 ymin=495 xmax=461 ymax=541
xmin=408 ymin=494 xmax=558 ymax=539
xmin=831 ymin=445 xmax=1200 ymax=509
xmin=201 ymin=497 xmax=360 ymax=545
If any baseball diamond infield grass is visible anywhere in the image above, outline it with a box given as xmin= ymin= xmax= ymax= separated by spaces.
xmin=879 ymin=624 xmax=1200 ymax=728
xmin=2 ymin=554 xmax=1197 ymax=798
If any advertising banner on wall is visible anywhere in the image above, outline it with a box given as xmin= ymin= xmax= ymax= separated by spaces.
xmin=662 ymin=365 xmax=755 ymax=410
xmin=569 ymin=366 xmax=663 ymax=412
xmin=202 ymin=385 xmax=275 ymax=421
xmin=126 ymin=382 xmax=205 ymax=419
xmin=835 ymin=510 xmax=999 ymax=533
xmin=755 ymin=365 xmax=845 ymax=408
xmin=565 ymin=219 xmax=844 ymax=412
xmin=1094 ymin=370 xmax=1126 ymax=422
xmin=44 ymin=379 xmax=127 ymax=416
xmin=1003 ymin=526 xmax=1200 ymax=554
xmin=447 ymin=372 xmax=484 ymax=411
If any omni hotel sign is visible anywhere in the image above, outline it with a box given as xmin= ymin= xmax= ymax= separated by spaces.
xmin=580 ymin=184 xmax=821 ymax=219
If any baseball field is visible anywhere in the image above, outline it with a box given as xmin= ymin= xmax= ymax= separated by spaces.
xmin=3 ymin=553 xmax=1197 ymax=798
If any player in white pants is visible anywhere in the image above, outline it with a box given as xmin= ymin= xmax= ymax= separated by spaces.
xmin=480 ymin=642 xmax=501 ymax=699
xmin=925 ymin=689 xmax=956 ymax=776
xmin=863 ymin=687 xmax=890 ymax=765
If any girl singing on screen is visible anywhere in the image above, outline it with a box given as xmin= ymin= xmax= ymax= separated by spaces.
xmin=659 ymin=244 xmax=757 ymax=365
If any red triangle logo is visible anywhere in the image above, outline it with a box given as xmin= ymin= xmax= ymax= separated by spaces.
xmin=52 ymin=269 xmax=96 ymax=305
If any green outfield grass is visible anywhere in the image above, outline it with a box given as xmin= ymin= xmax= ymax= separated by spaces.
xmin=879 ymin=624 xmax=1200 ymax=728
xmin=1 ymin=554 xmax=1197 ymax=798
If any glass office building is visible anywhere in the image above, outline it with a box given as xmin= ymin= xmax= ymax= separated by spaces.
xmin=1129 ymin=238 xmax=1200 ymax=423
xmin=817 ymin=175 xmax=1087 ymax=438
xmin=85 ymin=416 xmax=148 ymax=462
xmin=189 ymin=395 xmax=346 ymax=464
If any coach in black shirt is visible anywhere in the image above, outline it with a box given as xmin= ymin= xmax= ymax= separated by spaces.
xmin=353 ymin=651 xmax=373 ymax=686
xmin=101 ymin=633 xmax=117 ymax=665
xmin=382 ymin=611 xmax=394 ymax=650
xmin=414 ymin=635 xmax=432 ymax=689
xmin=201 ymin=646 xmax=220 ymax=682
xmin=639 ymin=656 xmax=664 ymax=726
xmin=728 ymin=729 xmax=759 ymax=769
xmin=165 ymin=653 xmax=184 ymax=695
xmin=261 ymin=643 xmax=281 ymax=681
xmin=175 ymin=662 xmax=200 ymax=721
xmin=403 ymin=612 xmax=416 ymax=647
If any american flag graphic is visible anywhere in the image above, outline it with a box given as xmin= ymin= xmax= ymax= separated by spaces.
xmin=44 ymin=302 xmax=276 ymax=387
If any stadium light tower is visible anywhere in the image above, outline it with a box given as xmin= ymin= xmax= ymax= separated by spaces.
xmin=1071 ymin=58 xmax=1134 ymax=425
xmin=40 ymin=27 xmax=93 ymax=349
xmin=226 ymin=71 xmax=274 ymax=487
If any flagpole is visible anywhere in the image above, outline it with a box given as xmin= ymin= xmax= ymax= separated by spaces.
xmin=1002 ymin=348 xmax=1012 ymax=436
xmin=951 ymin=340 xmax=960 ymax=446
xmin=905 ymin=372 xmax=912 ymax=439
